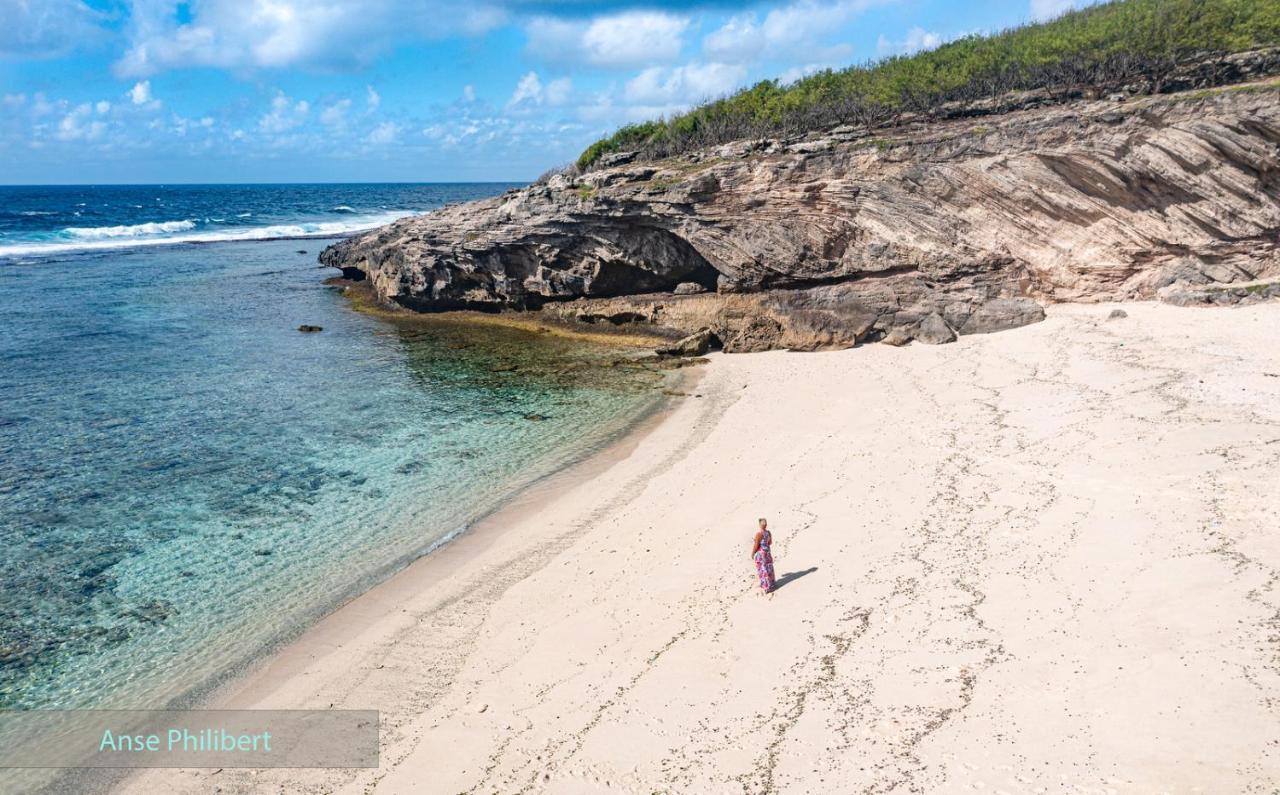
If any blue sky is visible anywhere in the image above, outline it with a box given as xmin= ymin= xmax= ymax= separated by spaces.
xmin=0 ymin=0 xmax=1087 ymax=183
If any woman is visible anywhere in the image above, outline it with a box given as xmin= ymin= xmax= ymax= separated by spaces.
xmin=752 ymin=517 xmax=775 ymax=595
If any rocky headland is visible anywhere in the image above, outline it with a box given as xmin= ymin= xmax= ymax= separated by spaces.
xmin=321 ymin=59 xmax=1280 ymax=353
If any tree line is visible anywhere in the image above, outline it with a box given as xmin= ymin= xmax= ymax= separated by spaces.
xmin=575 ymin=0 xmax=1280 ymax=170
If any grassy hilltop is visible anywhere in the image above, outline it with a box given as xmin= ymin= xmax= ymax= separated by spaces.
xmin=577 ymin=0 xmax=1280 ymax=169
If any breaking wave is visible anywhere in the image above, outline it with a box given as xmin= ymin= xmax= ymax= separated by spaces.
xmin=0 ymin=212 xmax=414 ymax=259
xmin=64 ymin=220 xmax=198 ymax=240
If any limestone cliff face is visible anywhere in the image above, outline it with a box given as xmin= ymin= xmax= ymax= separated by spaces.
xmin=321 ymin=79 xmax=1280 ymax=350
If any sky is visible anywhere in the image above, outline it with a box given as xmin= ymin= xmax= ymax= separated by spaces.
xmin=0 ymin=0 xmax=1090 ymax=183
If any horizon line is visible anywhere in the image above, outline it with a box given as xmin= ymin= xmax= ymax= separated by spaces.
xmin=0 ymin=180 xmax=529 ymax=188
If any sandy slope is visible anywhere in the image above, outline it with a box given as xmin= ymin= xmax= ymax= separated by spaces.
xmin=127 ymin=302 xmax=1280 ymax=794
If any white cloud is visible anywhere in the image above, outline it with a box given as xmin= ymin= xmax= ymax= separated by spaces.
xmin=524 ymin=17 xmax=577 ymax=60
xmin=545 ymin=77 xmax=572 ymax=106
xmin=0 ymin=0 xmax=103 ymax=58
xmin=259 ymin=93 xmax=309 ymax=134
xmin=3 ymin=93 xmax=26 ymax=108
xmin=506 ymin=72 xmax=573 ymax=111
xmin=1030 ymin=0 xmax=1077 ymax=21
xmin=366 ymin=85 xmax=381 ymax=111
xmin=95 ymin=100 xmax=112 ymax=114
xmin=420 ymin=110 xmax=581 ymax=155
xmin=320 ymin=98 xmax=353 ymax=128
xmin=366 ymin=121 xmax=401 ymax=145
xmin=56 ymin=103 xmax=106 ymax=141
xmin=526 ymin=11 xmax=688 ymax=69
xmin=703 ymin=0 xmax=871 ymax=63
xmin=31 ymin=93 xmax=56 ymax=116
xmin=462 ymin=84 xmax=476 ymax=103
xmin=128 ymin=80 xmax=153 ymax=105
xmin=584 ymin=12 xmax=687 ymax=67
xmin=114 ymin=0 xmax=508 ymax=77
xmin=508 ymin=71 xmax=543 ymax=109
xmin=624 ymin=62 xmax=747 ymax=109
xmin=778 ymin=64 xmax=828 ymax=85
xmin=702 ymin=14 xmax=759 ymax=61
xmin=876 ymin=27 xmax=942 ymax=56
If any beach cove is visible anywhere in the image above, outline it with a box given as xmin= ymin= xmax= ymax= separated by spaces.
xmin=0 ymin=183 xmax=680 ymax=794
xmin=126 ymin=300 xmax=1280 ymax=793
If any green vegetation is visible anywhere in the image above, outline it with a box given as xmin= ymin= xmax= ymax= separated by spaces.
xmin=576 ymin=184 xmax=597 ymax=200
xmin=577 ymin=0 xmax=1280 ymax=169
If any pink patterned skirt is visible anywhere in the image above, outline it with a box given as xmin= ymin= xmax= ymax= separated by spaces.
xmin=754 ymin=546 xmax=775 ymax=592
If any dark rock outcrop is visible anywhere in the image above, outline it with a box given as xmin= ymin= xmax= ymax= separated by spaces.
xmin=321 ymin=75 xmax=1280 ymax=351
xmin=1158 ymin=278 xmax=1280 ymax=306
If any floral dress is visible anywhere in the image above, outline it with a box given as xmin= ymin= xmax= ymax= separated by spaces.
xmin=753 ymin=529 xmax=775 ymax=592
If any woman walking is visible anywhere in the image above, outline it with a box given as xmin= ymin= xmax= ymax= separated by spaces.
xmin=752 ymin=517 xmax=775 ymax=595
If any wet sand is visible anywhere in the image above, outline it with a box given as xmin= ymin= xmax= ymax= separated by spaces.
xmin=125 ymin=301 xmax=1280 ymax=793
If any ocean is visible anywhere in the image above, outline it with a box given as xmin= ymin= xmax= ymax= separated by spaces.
xmin=0 ymin=183 xmax=503 ymax=260
xmin=0 ymin=184 xmax=664 ymax=714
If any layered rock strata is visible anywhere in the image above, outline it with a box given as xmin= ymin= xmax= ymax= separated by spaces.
xmin=321 ymin=74 xmax=1280 ymax=350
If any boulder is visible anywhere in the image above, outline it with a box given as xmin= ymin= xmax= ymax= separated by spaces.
xmin=915 ymin=313 xmax=958 ymax=345
xmin=674 ymin=282 xmax=708 ymax=295
xmin=880 ymin=327 xmax=914 ymax=346
xmin=778 ymin=308 xmax=876 ymax=351
xmin=954 ymin=299 xmax=1045 ymax=335
xmin=724 ymin=316 xmax=784 ymax=353
xmin=656 ymin=328 xmax=717 ymax=357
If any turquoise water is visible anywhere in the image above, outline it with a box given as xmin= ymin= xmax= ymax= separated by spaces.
xmin=0 ymin=202 xmax=663 ymax=713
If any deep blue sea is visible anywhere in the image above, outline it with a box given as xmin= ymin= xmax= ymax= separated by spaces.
xmin=0 ymin=183 xmax=509 ymax=260
xmin=0 ymin=184 xmax=663 ymax=714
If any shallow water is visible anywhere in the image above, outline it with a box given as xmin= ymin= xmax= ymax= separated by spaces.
xmin=0 ymin=227 xmax=663 ymax=712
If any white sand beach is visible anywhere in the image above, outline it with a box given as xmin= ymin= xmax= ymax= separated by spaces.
xmin=128 ymin=301 xmax=1280 ymax=793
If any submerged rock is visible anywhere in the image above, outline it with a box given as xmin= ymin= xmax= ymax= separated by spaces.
xmin=298 ymin=325 xmax=323 ymax=333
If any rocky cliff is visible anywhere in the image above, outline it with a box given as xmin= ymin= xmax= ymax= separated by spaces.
xmin=321 ymin=75 xmax=1280 ymax=351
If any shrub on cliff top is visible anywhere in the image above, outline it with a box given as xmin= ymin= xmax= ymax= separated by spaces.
xmin=576 ymin=0 xmax=1280 ymax=169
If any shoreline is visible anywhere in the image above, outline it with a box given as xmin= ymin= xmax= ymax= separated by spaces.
xmin=3 ymin=228 xmax=690 ymax=795
xmin=112 ymin=361 xmax=708 ymax=793
xmin=200 ymin=362 xmax=704 ymax=708
xmin=125 ymin=301 xmax=1280 ymax=792
xmin=0 ymin=226 xmax=400 ymax=262
xmin=330 ymin=279 xmax=684 ymax=349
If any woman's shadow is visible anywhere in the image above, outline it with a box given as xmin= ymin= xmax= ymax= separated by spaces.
xmin=771 ymin=566 xmax=818 ymax=593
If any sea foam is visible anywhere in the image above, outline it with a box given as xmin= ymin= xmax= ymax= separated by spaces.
xmin=64 ymin=220 xmax=198 ymax=239
xmin=0 ymin=212 xmax=415 ymax=259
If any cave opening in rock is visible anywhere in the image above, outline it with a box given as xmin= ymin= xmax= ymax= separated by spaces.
xmin=584 ymin=226 xmax=721 ymax=297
